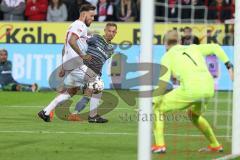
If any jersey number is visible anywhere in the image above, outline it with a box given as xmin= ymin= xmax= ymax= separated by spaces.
xmin=182 ymin=52 xmax=197 ymax=66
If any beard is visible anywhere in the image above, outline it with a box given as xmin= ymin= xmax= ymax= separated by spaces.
xmin=85 ymin=20 xmax=91 ymax=27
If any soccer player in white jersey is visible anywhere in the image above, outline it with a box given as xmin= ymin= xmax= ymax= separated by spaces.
xmin=38 ymin=4 xmax=97 ymax=122
xmin=68 ymin=23 xmax=118 ymax=123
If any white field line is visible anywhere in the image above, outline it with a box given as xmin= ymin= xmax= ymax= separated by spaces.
xmin=213 ymin=154 xmax=240 ymax=160
xmin=0 ymin=105 xmax=232 ymax=112
xmin=0 ymin=105 xmax=135 ymax=110
xmin=0 ymin=97 xmax=233 ymax=108
xmin=0 ymin=130 xmax=231 ymax=138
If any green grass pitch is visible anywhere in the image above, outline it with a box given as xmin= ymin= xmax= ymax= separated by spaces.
xmin=0 ymin=91 xmax=235 ymax=160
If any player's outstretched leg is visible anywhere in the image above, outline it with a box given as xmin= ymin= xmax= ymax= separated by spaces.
xmin=75 ymin=96 xmax=90 ymax=113
xmin=188 ymin=109 xmax=223 ymax=152
xmin=38 ymin=91 xmax=71 ymax=122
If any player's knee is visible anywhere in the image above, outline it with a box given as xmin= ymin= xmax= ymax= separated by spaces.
xmin=67 ymin=88 xmax=78 ymax=97
xmin=188 ymin=109 xmax=200 ymax=123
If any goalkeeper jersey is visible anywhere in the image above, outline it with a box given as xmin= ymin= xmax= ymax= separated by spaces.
xmin=160 ymin=44 xmax=229 ymax=84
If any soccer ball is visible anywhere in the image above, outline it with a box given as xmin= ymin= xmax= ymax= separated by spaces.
xmin=87 ymin=79 xmax=104 ymax=93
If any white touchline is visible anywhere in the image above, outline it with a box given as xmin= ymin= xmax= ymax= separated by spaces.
xmin=0 ymin=105 xmax=135 ymax=110
xmin=0 ymin=130 xmax=231 ymax=138
xmin=0 ymin=105 xmax=232 ymax=113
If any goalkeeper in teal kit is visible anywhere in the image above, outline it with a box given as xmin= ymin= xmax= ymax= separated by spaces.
xmin=152 ymin=30 xmax=234 ymax=153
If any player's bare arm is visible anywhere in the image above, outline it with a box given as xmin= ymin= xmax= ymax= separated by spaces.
xmin=62 ymin=45 xmax=65 ymax=57
xmin=59 ymin=45 xmax=65 ymax=77
xmin=225 ymin=61 xmax=234 ymax=81
xmin=68 ymin=34 xmax=92 ymax=61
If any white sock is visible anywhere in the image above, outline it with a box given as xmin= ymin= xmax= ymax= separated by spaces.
xmin=43 ymin=92 xmax=71 ymax=115
xmin=89 ymin=92 xmax=102 ymax=117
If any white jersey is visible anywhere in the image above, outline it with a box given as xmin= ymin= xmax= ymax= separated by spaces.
xmin=63 ymin=20 xmax=88 ymax=64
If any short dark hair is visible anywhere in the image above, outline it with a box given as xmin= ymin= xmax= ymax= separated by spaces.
xmin=184 ymin=26 xmax=192 ymax=31
xmin=105 ymin=23 xmax=117 ymax=29
xmin=79 ymin=4 xmax=96 ymax=13
xmin=0 ymin=49 xmax=8 ymax=55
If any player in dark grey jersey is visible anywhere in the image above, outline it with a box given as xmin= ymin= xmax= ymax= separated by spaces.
xmin=84 ymin=34 xmax=114 ymax=75
xmin=68 ymin=23 xmax=117 ymax=123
